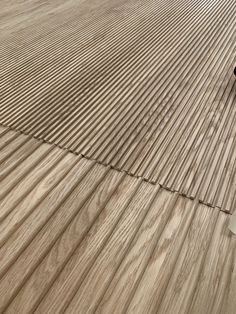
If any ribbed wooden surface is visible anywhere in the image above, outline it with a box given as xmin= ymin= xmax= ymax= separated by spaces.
xmin=1 ymin=0 xmax=236 ymax=213
xmin=0 ymin=128 xmax=235 ymax=313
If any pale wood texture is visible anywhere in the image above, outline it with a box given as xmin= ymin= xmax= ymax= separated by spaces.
xmin=1 ymin=0 xmax=236 ymax=311
xmin=0 ymin=127 xmax=235 ymax=313
xmin=0 ymin=0 xmax=236 ymax=212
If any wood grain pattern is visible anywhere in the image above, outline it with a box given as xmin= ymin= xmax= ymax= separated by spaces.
xmin=1 ymin=0 xmax=236 ymax=212
xmin=0 ymin=127 xmax=235 ymax=313
xmin=1 ymin=0 xmax=236 ymax=310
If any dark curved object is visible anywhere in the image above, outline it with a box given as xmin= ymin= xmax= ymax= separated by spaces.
xmin=234 ymin=67 xmax=236 ymax=76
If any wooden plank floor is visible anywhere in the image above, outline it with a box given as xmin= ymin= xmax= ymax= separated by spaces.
xmin=1 ymin=0 xmax=236 ymax=212
xmin=0 ymin=127 xmax=235 ymax=313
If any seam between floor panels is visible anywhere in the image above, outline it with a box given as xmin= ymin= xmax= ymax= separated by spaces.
xmin=0 ymin=122 xmax=232 ymax=215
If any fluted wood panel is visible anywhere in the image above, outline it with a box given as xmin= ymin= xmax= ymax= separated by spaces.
xmin=1 ymin=0 xmax=236 ymax=212
xmin=0 ymin=128 xmax=235 ymax=313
